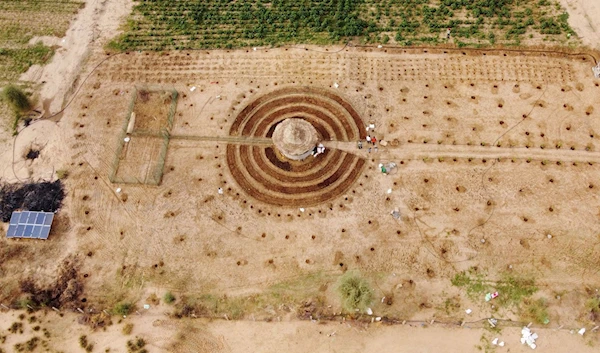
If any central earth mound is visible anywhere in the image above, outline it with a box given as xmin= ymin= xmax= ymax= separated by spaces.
xmin=227 ymin=87 xmax=367 ymax=207
xmin=272 ymin=118 xmax=320 ymax=160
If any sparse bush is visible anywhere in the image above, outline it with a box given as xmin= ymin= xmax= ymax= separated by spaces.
xmin=8 ymin=322 xmax=24 ymax=334
xmin=521 ymin=297 xmax=549 ymax=324
xmin=79 ymin=335 xmax=88 ymax=348
xmin=14 ymin=336 xmax=39 ymax=352
xmin=337 ymin=272 xmax=372 ymax=312
xmin=1 ymin=85 xmax=31 ymax=112
xmin=163 ymin=292 xmax=175 ymax=304
xmin=126 ymin=337 xmax=146 ymax=352
xmin=585 ymin=297 xmax=600 ymax=321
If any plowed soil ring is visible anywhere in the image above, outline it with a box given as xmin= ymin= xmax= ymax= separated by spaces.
xmin=227 ymin=87 xmax=367 ymax=207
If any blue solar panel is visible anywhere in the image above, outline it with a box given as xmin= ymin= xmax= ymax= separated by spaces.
xmin=9 ymin=212 xmax=19 ymax=225
xmin=6 ymin=211 xmax=54 ymax=239
xmin=6 ymin=224 xmax=16 ymax=237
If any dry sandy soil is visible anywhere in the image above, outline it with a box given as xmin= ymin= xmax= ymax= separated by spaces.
xmin=2 ymin=1 xmax=600 ymax=353
xmin=559 ymin=0 xmax=600 ymax=49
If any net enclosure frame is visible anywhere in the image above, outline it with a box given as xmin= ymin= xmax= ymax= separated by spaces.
xmin=109 ymin=87 xmax=178 ymax=185
xmin=6 ymin=211 xmax=54 ymax=239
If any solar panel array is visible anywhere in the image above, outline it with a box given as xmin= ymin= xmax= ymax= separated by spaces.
xmin=6 ymin=211 xmax=54 ymax=239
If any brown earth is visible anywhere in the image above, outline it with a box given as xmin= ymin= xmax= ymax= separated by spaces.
xmin=2 ymin=1 xmax=600 ymax=352
xmin=3 ymin=45 xmax=600 ymax=352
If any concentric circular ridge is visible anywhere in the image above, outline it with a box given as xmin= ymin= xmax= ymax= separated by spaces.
xmin=227 ymin=86 xmax=366 ymax=207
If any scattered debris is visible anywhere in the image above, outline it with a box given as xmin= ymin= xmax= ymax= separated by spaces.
xmin=547 ymin=234 xmax=552 ymax=239
xmin=492 ymin=338 xmax=498 ymax=345
xmin=380 ymin=140 xmax=388 ymax=146
xmin=124 ymin=137 xmax=131 ymax=142
xmin=386 ymin=188 xmax=392 ymax=194
xmin=375 ymin=317 xmax=381 ymax=321
xmin=333 ymin=83 xmax=339 ymax=89
xmin=521 ymin=326 xmax=538 ymax=349
xmin=488 ymin=318 xmax=497 ymax=328
xmin=499 ymin=341 xmax=505 ymax=347
xmin=190 ymin=86 xmax=196 ymax=92
xmin=485 ymin=291 xmax=499 ymax=301
xmin=299 ymin=208 xmax=305 ymax=212
xmin=390 ymin=209 xmax=400 ymax=220
xmin=379 ymin=163 xmax=387 ymax=174
xmin=578 ymin=328 xmax=586 ymax=336
xmin=116 ymin=188 xmax=122 ymax=193
xmin=217 ymin=188 xmax=223 ymax=195
xmin=465 ymin=309 xmax=472 ymax=315
xmin=366 ymin=307 xmax=373 ymax=315
xmin=143 ymin=304 xmax=150 ymax=310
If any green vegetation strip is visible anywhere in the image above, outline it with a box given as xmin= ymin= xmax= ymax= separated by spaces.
xmin=110 ymin=0 xmax=577 ymax=51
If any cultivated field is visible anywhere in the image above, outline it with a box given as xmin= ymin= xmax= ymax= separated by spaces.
xmin=110 ymin=0 xmax=579 ymax=50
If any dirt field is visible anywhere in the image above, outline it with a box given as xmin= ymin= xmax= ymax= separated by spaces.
xmin=3 ymin=44 xmax=600 ymax=351
xmin=3 ymin=1 xmax=600 ymax=353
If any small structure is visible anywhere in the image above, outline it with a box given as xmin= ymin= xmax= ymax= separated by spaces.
xmin=6 ymin=211 xmax=54 ymax=239
xmin=272 ymin=118 xmax=320 ymax=160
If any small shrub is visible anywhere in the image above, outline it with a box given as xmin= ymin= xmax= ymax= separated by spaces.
xmin=56 ymin=169 xmax=69 ymax=179
xmin=1 ymin=85 xmax=31 ymax=112
xmin=114 ymin=302 xmax=134 ymax=316
xmin=163 ymin=292 xmax=175 ymax=304
xmin=136 ymin=338 xmax=146 ymax=348
xmin=79 ymin=335 xmax=88 ymax=348
xmin=337 ymin=272 xmax=372 ymax=311
xmin=122 ymin=323 xmax=134 ymax=335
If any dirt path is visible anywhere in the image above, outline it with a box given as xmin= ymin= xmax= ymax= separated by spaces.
xmin=0 ymin=310 xmax=597 ymax=353
xmin=169 ymin=135 xmax=272 ymax=145
xmin=326 ymin=141 xmax=600 ymax=163
xmin=559 ymin=0 xmax=600 ymax=49
xmin=20 ymin=0 xmax=133 ymax=114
